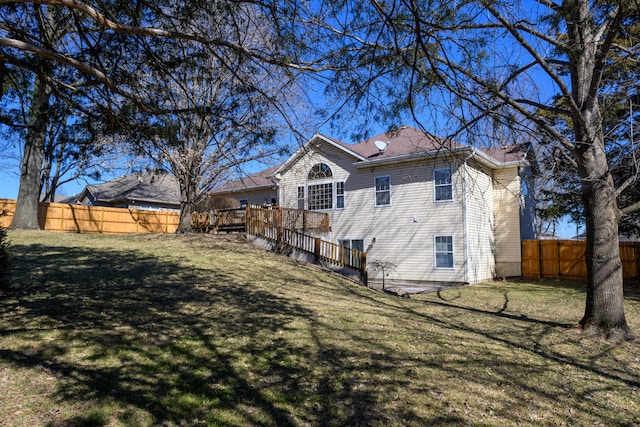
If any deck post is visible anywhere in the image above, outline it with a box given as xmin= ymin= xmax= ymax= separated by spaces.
xmin=635 ymin=242 xmax=640 ymax=285
xmin=314 ymin=238 xmax=321 ymax=261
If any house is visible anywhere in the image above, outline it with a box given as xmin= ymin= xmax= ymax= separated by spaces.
xmin=74 ymin=171 xmax=180 ymax=212
xmin=208 ymin=165 xmax=280 ymax=208
xmin=210 ymin=125 xmax=533 ymax=288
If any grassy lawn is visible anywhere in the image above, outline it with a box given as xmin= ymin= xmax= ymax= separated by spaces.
xmin=1 ymin=231 xmax=639 ymax=427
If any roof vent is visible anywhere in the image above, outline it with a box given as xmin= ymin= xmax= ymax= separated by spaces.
xmin=374 ymin=140 xmax=388 ymax=153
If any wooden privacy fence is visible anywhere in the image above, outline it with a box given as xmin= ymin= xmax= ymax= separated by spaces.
xmin=522 ymin=239 xmax=640 ymax=282
xmin=246 ymin=205 xmax=366 ymax=276
xmin=0 ymin=199 xmax=179 ymax=234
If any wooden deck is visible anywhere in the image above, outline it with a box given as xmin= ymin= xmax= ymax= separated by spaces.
xmin=191 ymin=208 xmax=246 ymax=233
xmin=191 ymin=205 xmax=365 ymax=277
xmin=191 ymin=205 xmax=331 ymax=234
xmin=246 ymin=206 xmax=366 ymax=277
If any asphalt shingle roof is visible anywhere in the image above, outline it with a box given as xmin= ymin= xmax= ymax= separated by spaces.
xmin=211 ymin=165 xmax=281 ymax=193
xmin=85 ymin=171 xmax=180 ymax=205
xmin=210 ymin=126 xmax=527 ymax=193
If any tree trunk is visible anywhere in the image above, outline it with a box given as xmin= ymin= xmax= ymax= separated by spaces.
xmin=577 ymin=150 xmax=634 ymax=341
xmin=176 ymin=178 xmax=196 ymax=234
xmin=10 ymin=74 xmax=50 ymax=230
xmin=567 ymin=0 xmax=634 ymax=341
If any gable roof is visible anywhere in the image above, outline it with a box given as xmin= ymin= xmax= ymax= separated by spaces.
xmin=79 ymin=171 xmax=180 ymax=206
xmin=210 ymin=126 xmax=528 ymax=194
xmin=275 ymin=133 xmax=368 ymax=175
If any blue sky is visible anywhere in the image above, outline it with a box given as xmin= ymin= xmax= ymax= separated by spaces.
xmin=0 ymin=0 xmax=585 ymax=239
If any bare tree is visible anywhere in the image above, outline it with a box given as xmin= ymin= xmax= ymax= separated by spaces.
xmin=0 ymin=0 xmax=314 ymax=230
xmin=129 ymin=56 xmax=291 ymax=233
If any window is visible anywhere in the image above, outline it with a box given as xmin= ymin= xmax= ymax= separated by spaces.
xmin=434 ymin=168 xmax=453 ymax=201
xmin=308 ymin=163 xmax=333 ymax=179
xmin=239 ymin=199 xmax=248 ymax=208
xmin=297 ymin=186 xmax=305 ymax=210
xmin=435 ymin=235 xmax=454 ymax=269
xmin=336 ymin=182 xmax=345 ymax=209
xmin=308 ymin=183 xmax=333 ymax=210
xmin=375 ymin=176 xmax=391 ymax=206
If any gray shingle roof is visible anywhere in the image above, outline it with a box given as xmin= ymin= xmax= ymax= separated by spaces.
xmin=84 ymin=172 xmax=180 ymax=205
xmin=211 ymin=165 xmax=281 ymax=193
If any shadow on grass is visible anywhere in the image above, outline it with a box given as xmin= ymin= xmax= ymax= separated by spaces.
xmin=1 ymin=238 xmax=638 ymax=426
xmin=1 ymin=242 xmax=328 ymax=426
xmin=508 ymin=276 xmax=640 ymax=302
xmin=1 ymin=241 xmax=468 ymax=426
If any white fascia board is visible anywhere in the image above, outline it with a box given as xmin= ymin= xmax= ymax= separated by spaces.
xmin=471 ymin=147 xmax=529 ymax=169
xmin=276 ymin=133 xmax=367 ymax=175
xmin=353 ymin=146 xmax=527 ymax=169
xmin=353 ymin=147 xmax=470 ymax=168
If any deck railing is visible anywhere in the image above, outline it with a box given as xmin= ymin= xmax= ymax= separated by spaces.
xmin=191 ymin=208 xmax=246 ymax=233
xmin=246 ymin=205 xmax=366 ymax=276
xmin=246 ymin=205 xmax=330 ymax=233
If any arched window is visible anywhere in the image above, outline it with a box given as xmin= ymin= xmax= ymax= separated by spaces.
xmin=308 ymin=163 xmax=333 ymax=179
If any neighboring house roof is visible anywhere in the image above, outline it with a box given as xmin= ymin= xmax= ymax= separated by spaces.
xmin=211 ymin=165 xmax=281 ymax=194
xmin=77 ymin=171 xmax=180 ymax=206
xmin=53 ymin=194 xmax=76 ymax=204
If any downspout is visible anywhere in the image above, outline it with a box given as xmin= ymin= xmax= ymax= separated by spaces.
xmin=272 ymin=173 xmax=282 ymax=206
xmin=462 ymin=151 xmax=474 ymax=284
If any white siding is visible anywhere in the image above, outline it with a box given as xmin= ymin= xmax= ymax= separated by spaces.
xmin=279 ymin=142 xmax=354 ymax=209
xmin=280 ymin=144 xmax=469 ymax=286
xmin=493 ymin=167 xmax=522 ymax=277
xmin=272 ymin=138 xmax=523 ymax=285
xmin=463 ymin=162 xmax=496 ymax=283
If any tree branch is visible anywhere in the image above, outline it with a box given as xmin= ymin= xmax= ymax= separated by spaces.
xmin=621 ymin=199 xmax=640 ymax=215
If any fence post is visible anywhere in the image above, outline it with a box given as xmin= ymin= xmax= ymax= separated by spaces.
xmin=537 ymin=240 xmax=542 ymax=279
xmin=557 ymin=240 xmax=561 ymax=278
xmin=59 ymin=204 xmax=65 ymax=232
xmin=100 ymin=207 xmax=105 ymax=234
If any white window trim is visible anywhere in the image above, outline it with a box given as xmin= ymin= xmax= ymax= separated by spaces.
xmin=307 ymin=180 xmax=335 ymax=211
xmin=434 ymin=167 xmax=454 ymax=202
xmin=297 ymin=185 xmax=306 ymax=210
xmin=374 ymin=175 xmax=392 ymax=207
xmin=434 ymin=235 xmax=454 ymax=270
xmin=301 ymin=181 xmax=346 ymax=211
xmin=336 ymin=181 xmax=346 ymax=210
